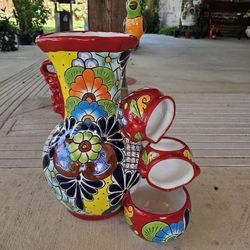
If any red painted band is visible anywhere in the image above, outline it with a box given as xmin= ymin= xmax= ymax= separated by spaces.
xmin=36 ymin=31 xmax=139 ymax=52
xmin=68 ymin=208 xmax=121 ymax=220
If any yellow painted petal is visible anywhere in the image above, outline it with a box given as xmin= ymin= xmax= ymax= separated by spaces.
xmin=73 ymin=133 xmax=83 ymax=143
xmin=91 ymin=135 xmax=100 ymax=144
xmin=83 ymin=131 xmax=93 ymax=141
xmin=70 ymin=150 xmax=81 ymax=161
xmin=92 ymin=144 xmax=102 ymax=153
xmin=79 ymin=152 xmax=88 ymax=164
xmin=88 ymin=151 xmax=98 ymax=161
xmin=68 ymin=143 xmax=78 ymax=153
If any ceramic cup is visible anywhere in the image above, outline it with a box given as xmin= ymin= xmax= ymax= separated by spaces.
xmin=118 ymin=88 xmax=176 ymax=143
xmin=123 ymin=178 xmax=191 ymax=244
xmin=138 ymin=136 xmax=194 ymax=168
xmin=138 ymin=155 xmax=200 ymax=191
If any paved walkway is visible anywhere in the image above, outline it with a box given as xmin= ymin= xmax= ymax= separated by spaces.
xmin=0 ymin=36 xmax=249 ymax=250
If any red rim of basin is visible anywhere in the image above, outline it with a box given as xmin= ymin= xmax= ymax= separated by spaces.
xmin=36 ymin=31 xmax=139 ymax=52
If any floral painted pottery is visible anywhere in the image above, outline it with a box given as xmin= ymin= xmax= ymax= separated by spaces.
xmin=123 ymin=179 xmax=191 ymax=244
xmin=118 ymin=88 xmax=176 ymax=143
xmin=124 ymin=0 xmax=145 ymax=40
xmin=37 ymin=31 xmax=143 ymax=220
xmin=139 ymin=136 xmax=194 ymax=167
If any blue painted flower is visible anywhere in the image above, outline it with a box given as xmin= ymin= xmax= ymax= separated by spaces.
xmin=152 ymin=221 xmax=185 ymax=244
xmin=71 ymin=101 xmax=107 ymax=123
xmin=72 ymin=52 xmax=99 ymax=68
xmin=117 ymin=108 xmax=128 ymax=126
xmin=72 ymin=58 xmax=85 ymax=67
xmin=78 ymin=52 xmax=92 ymax=61
xmin=92 ymin=150 xmax=111 ymax=176
xmin=95 ymin=52 xmax=120 ymax=71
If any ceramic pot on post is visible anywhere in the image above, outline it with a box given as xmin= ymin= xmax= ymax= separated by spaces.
xmin=36 ymin=31 xmax=142 ymax=220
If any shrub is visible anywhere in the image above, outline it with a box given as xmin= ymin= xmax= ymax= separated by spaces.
xmin=142 ymin=0 xmax=160 ymax=33
xmin=0 ymin=8 xmax=18 ymax=51
xmin=12 ymin=0 xmax=50 ymax=43
xmin=159 ymin=26 xmax=179 ymax=36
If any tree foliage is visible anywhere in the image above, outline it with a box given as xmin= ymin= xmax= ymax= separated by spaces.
xmin=142 ymin=0 xmax=160 ymax=33
xmin=12 ymin=0 xmax=50 ymax=35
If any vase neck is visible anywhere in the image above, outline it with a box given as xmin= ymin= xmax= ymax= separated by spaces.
xmin=47 ymin=51 xmax=130 ymax=122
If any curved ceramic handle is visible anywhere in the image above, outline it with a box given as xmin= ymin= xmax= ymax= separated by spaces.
xmin=40 ymin=59 xmax=55 ymax=78
xmin=122 ymin=191 xmax=131 ymax=207
xmin=138 ymin=162 xmax=148 ymax=178
xmin=40 ymin=59 xmax=64 ymax=118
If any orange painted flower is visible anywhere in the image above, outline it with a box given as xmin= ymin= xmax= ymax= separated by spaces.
xmin=70 ymin=69 xmax=111 ymax=103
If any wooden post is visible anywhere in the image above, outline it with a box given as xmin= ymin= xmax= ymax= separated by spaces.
xmin=88 ymin=0 xmax=128 ymax=98
xmin=88 ymin=0 xmax=126 ymax=32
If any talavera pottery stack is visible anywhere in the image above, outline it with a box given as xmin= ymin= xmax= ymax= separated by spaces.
xmin=119 ymin=88 xmax=200 ymax=244
xmin=36 ymin=31 xmax=200 ymax=244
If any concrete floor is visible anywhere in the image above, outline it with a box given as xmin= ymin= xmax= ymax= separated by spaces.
xmin=129 ymin=35 xmax=250 ymax=93
xmin=0 ymin=45 xmax=44 ymax=82
xmin=0 ymin=35 xmax=250 ymax=250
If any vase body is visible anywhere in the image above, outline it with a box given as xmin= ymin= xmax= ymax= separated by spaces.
xmin=37 ymin=32 xmax=141 ymax=219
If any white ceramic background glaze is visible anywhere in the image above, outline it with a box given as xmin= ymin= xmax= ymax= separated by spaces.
xmin=131 ymin=179 xmax=187 ymax=214
xmin=150 ymin=138 xmax=184 ymax=151
xmin=46 ymin=32 xmax=130 ymax=38
xmin=148 ymin=158 xmax=194 ymax=189
xmin=146 ymin=98 xmax=175 ymax=142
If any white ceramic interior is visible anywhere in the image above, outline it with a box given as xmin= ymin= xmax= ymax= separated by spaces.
xmin=150 ymin=137 xmax=184 ymax=151
xmin=148 ymin=158 xmax=194 ymax=190
xmin=146 ymin=98 xmax=175 ymax=142
xmin=131 ymin=179 xmax=187 ymax=214
xmin=46 ymin=32 xmax=130 ymax=38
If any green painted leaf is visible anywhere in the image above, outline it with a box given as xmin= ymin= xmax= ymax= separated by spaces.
xmin=142 ymin=150 xmax=148 ymax=165
xmin=98 ymin=100 xmax=117 ymax=116
xmin=64 ymin=67 xmax=84 ymax=88
xmin=125 ymin=216 xmax=133 ymax=226
xmin=66 ymin=97 xmax=81 ymax=115
xmin=142 ymin=221 xmax=168 ymax=242
xmin=93 ymin=67 xmax=115 ymax=90
xmin=135 ymin=132 xmax=142 ymax=141
xmin=130 ymin=99 xmax=141 ymax=118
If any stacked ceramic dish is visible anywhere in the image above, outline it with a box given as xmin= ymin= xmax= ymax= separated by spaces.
xmin=118 ymin=88 xmax=200 ymax=244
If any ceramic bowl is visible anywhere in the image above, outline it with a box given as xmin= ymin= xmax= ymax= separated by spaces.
xmin=138 ymin=136 xmax=194 ymax=168
xmin=118 ymin=88 xmax=176 ymax=143
xmin=138 ymin=155 xmax=200 ymax=191
xmin=123 ymin=179 xmax=191 ymax=244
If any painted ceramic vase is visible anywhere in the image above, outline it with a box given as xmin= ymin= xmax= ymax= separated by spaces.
xmin=118 ymin=88 xmax=176 ymax=143
xmin=36 ymin=31 xmax=143 ymax=220
xmin=124 ymin=0 xmax=145 ymax=40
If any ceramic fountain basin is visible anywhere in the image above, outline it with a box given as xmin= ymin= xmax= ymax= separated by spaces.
xmin=123 ymin=179 xmax=191 ymax=244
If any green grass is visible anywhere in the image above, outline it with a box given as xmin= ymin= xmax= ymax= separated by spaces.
xmin=43 ymin=18 xmax=87 ymax=34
